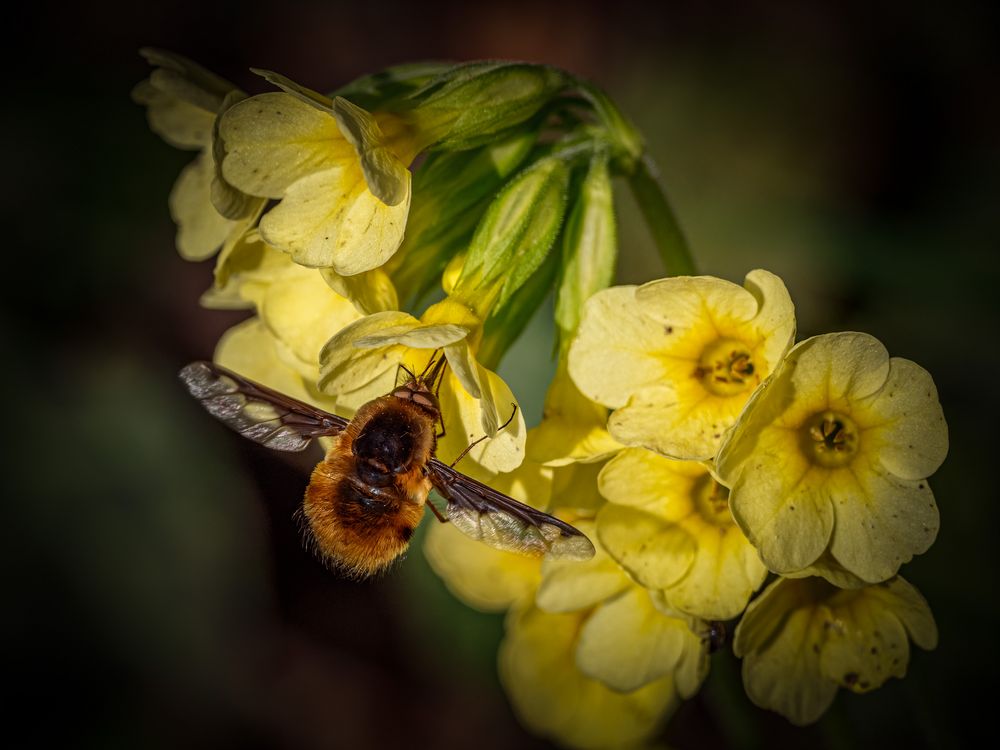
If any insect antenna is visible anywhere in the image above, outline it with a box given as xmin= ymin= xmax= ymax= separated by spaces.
xmin=421 ymin=350 xmax=448 ymax=392
xmin=395 ymin=363 xmax=416 ymax=387
xmin=449 ymin=403 xmax=518 ymax=468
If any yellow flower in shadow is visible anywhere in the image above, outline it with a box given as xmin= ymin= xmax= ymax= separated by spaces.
xmin=133 ymin=49 xmax=263 ymax=261
xmin=734 ymin=576 xmax=937 ymax=725
xmin=597 ymin=449 xmax=767 ymax=620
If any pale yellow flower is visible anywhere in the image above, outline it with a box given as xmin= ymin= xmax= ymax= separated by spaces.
xmin=219 ymin=74 xmax=421 ymax=274
xmin=716 ymin=332 xmax=948 ymax=584
xmin=500 ymin=604 xmax=680 ymax=750
xmin=569 ymin=270 xmax=795 ymax=460
xmin=133 ymin=49 xmax=263 ymax=261
xmin=207 ymin=243 xmax=365 ymax=419
xmin=318 ymin=297 xmax=526 ymax=472
xmin=597 ymin=449 xmax=767 ymax=620
xmin=734 ymin=576 xmax=937 ymax=725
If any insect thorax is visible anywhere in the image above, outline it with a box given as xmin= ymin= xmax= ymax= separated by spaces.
xmin=352 ymin=398 xmax=434 ymax=479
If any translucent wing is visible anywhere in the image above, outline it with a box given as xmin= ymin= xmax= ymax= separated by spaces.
xmin=426 ymin=460 xmax=596 ymax=560
xmin=180 ymin=361 xmax=348 ymax=451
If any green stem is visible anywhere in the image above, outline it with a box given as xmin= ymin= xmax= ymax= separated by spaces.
xmin=628 ymin=155 xmax=696 ymax=276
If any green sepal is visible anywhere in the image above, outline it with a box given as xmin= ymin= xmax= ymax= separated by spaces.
xmin=454 ymin=155 xmax=570 ymax=316
xmin=409 ymin=62 xmax=568 ymax=150
xmin=554 ymin=151 xmax=617 ymax=351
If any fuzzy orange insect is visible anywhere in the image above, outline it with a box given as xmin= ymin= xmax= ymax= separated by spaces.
xmin=180 ymin=355 xmax=595 ymax=577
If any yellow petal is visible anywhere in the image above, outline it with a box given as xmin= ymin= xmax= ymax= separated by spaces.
xmin=662 ymin=516 xmax=768 ymax=621
xmin=549 ymin=460 xmax=607 ymax=515
xmin=133 ymin=79 xmax=216 ymax=149
xmin=437 ymin=367 xmax=526 ymax=473
xmin=220 ymin=92 xmax=354 ymax=198
xmin=204 ymin=232 xmax=288 ymax=309
xmin=258 ymin=165 xmax=410 ymax=273
xmin=214 ymin=317 xmax=312 ymax=403
xmin=536 ymin=522 xmax=630 ymax=613
xmin=634 ymin=270 xmax=795 ymax=376
xmin=825 ymin=456 xmax=939 ymax=583
xmin=608 ymin=383 xmax=748 ymax=460
xmin=320 ymin=266 xmax=399 ymax=315
xmin=318 ymin=311 xmax=418 ymax=408
xmin=576 ymin=587 xmax=702 ymax=693
xmin=728 ymin=436 xmax=834 ymax=574
xmin=740 ymin=605 xmax=837 ymax=725
xmin=864 ymin=576 xmax=938 ymax=650
xmin=500 ymin=605 xmax=678 ymax=750
xmin=251 ymin=68 xmax=333 ymax=109
xmin=597 ymin=448 xmax=700 ymax=520
xmin=597 ymin=503 xmax=697 ymax=589
xmin=819 ymin=589 xmax=912 ymax=692
xmin=332 ymin=96 xmax=411 ymax=206
xmin=354 ymin=323 xmax=468 ymax=350
xmin=258 ymin=265 xmax=362 ymax=376
xmin=528 ymin=359 xmax=620 ymax=466
xmin=423 ymin=520 xmax=542 ymax=612
xmin=859 ymin=357 xmax=948 ymax=481
xmin=568 ymin=286 xmax=672 ymax=409
xmin=169 ymin=150 xmax=234 ymax=261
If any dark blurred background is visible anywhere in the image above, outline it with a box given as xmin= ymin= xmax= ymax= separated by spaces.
xmin=4 ymin=1 xmax=998 ymax=747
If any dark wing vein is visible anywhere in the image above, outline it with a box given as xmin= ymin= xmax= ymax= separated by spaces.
xmin=426 ymin=459 xmax=595 ymax=560
xmin=179 ymin=360 xmax=348 ymax=451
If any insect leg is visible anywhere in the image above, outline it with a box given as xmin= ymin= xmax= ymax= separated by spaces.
xmin=449 ymin=403 xmax=518 ymax=468
xmin=425 ymin=499 xmax=449 ymax=523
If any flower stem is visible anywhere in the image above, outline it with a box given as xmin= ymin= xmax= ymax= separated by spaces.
xmin=628 ymin=155 xmax=696 ymax=276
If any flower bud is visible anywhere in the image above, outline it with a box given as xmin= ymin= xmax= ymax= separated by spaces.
xmin=555 ymin=152 xmax=617 ymax=350
xmin=454 ymin=156 xmax=570 ymax=317
xmin=388 ymin=130 xmax=536 ymax=306
xmin=410 ymin=62 xmax=567 ymax=150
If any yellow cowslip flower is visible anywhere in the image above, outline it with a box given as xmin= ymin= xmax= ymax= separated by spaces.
xmin=716 ymin=332 xmax=948 ymax=584
xmin=597 ymin=448 xmax=768 ymax=621
xmin=218 ymin=73 xmax=425 ymax=274
xmin=500 ymin=604 xmax=680 ymax=750
xmin=207 ymin=242 xmax=364 ymax=420
xmin=568 ymin=270 xmax=795 ymax=461
xmin=534 ymin=524 xmax=709 ymax=695
xmin=496 ymin=520 xmax=708 ymax=750
xmin=733 ymin=575 xmax=937 ymax=725
xmin=133 ymin=49 xmax=263 ymax=261
xmin=318 ymin=297 xmax=525 ymax=473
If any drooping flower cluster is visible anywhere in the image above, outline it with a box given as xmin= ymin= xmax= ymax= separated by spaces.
xmin=138 ymin=50 xmax=946 ymax=747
